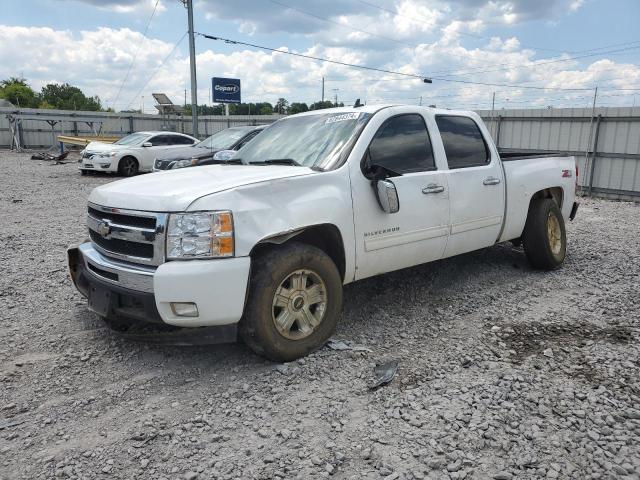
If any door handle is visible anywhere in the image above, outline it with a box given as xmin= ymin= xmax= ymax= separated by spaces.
xmin=422 ymin=184 xmax=445 ymax=194
xmin=483 ymin=177 xmax=501 ymax=186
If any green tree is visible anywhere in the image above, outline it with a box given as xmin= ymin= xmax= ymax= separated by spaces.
xmin=274 ymin=97 xmax=289 ymax=114
xmin=309 ymin=100 xmax=335 ymax=111
xmin=40 ymin=83 xmax=102 ymax=111
xmin=288 ymin=102 xmax=309 ymax=114
xmin=257 ymin=102 xmax=274 ymax=115
xmin=0 ymin=77 xmax=39 ymax=108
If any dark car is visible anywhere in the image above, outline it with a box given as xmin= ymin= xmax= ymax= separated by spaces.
xmin=152 ymin=124 xmax=266 ymax=171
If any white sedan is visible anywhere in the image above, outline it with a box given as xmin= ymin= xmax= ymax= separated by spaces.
xmin=79 ymin=131 xmax=198 ymax=176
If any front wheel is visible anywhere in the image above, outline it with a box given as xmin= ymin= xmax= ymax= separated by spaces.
xmin=240 ymin=242 xmax=343 ymax=362
xmin=118 ymin=156 xmax=139 ymax=177
xmin=522 ymin=198 xmax=567 ymax=270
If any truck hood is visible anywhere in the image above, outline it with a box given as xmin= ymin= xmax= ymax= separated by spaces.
xmin=88 ymin=164 xmax=317 ymax=212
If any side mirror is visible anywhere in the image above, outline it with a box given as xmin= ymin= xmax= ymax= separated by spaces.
xmin=142 ymin=142 xmax=152 ymax=147
xmin=376 ymin=179 xmax=400 ymax=214
xmin=213 ymin=149 xmax=236 ymax=161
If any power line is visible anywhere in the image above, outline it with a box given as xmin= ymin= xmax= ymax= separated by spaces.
xmin=267 ymin=0 xmax=640 ymax=83
xmin=197 ymin=32 xmax=430 ymax=80
xmin=197 ymin=32 xmax=601 ymax=91
xmin=272 ymin=0 xmax=640 ymax=85
xmin=434 ymin=44 xmax=640 ymax=78
xmin=267 ymin=0 xmax=538 ymax=71
xmin=352 ymin=0 xmax=640 ymax=78
xmin=110 ymin=0 xmax=161 ymax=112
xmin=355 ymin=0 xmax=640 ymax=59
xmin=119 ymin=31 xmax=188 ymax=110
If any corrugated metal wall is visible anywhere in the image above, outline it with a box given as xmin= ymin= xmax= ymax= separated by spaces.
xmin=478 ymin=107 xmax=640 ymax=201
xmin=0 ymin=107 xmax=283 ymax=149
xmin=3 ymin=106 xmax=639 ymax=200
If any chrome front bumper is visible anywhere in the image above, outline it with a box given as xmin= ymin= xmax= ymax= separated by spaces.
xmin=71 ymin=242 xmax=155 ymax=293
xmin=69 ymin=242 xmax=251 ymax=328
xmin=68 ymin=242 xmax=163 ymax=323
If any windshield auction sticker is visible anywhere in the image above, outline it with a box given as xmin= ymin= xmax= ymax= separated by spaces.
xmin=325 ymin=112 xmax=360 ymax=124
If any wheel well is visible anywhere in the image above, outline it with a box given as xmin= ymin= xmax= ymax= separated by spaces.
xmin=250 ymin=224 xmax=346 ymax=281
xmin=530 ymin=187 xmax=563 ymax=209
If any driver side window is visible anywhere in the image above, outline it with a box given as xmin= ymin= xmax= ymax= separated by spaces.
xmin=366 ymin=114 xmax=435 ymax=175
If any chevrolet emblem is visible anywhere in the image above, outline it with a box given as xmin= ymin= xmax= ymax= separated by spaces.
xmin=97 ymin=220 xmax=111 ymax=238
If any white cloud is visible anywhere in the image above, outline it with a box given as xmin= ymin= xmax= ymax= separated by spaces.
xmin=54 ymin=0 xmax=166 ymax=14
xmin=1 ymin=0 xmax=638 ymax=114
xmin=569 ymin=0 xmax=585 ymax=11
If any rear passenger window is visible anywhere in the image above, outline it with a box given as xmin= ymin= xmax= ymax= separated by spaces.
xmin=367 ymin=114 xmax=435 ymax=174
xmin=436 ymin=115 xmax=489 ymax=169
xmin=173 ymin=135 xmax=196 ymax=145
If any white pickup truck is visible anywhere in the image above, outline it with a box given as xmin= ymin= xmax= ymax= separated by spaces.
xmin=68 ymin=105 xmax=579 ymax=361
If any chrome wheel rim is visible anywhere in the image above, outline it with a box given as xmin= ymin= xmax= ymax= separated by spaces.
xmin=272 ymin=269 xmax=327 ymax=340
xmin=547 ymin=212 xmax=562 ymax=255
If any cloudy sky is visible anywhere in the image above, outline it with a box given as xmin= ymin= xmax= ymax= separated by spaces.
xmin=2 ymin=0 xmax=640 ymax=112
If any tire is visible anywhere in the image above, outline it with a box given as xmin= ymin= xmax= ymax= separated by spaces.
xmin=118 ymin=156 xmax=139 ymax=177
xmin=80 ymin=170 xmax=88 ymax=176
xmin=240 ymin=242 xmax=343 ymax=362
xmin=522 ymin=198 xmax=567 ymax=270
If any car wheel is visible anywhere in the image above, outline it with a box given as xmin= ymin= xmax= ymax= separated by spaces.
xmin=118 ymin=156 xmax=139 ymax=177
xmin=522 ymin=198 xmax=567 ymax=270
xmin=240 ymin=242 xmax=343 ymax=362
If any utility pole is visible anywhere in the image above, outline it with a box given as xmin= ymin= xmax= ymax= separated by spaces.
xmin=333 ymin=88 xmax=339 ymax=107
xmin=490 ymin=92 xmax=496 ymax=135
xmin=419 ymin=95 xmax=422 ymax=106
xmin=582 ymin=86 xmax=598 ymax=197
xmin=141 ymin=95 xmax=144 ymax=114
xmin=321 ymin=77 xmax=325 ymax=103
xmin=186 ymin=0 xmax=199 ymax=137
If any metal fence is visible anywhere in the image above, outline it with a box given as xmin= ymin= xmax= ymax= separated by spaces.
xmin=0 ymin=107 xmax=283 ymax=149
xmin=478 ymin=107 xmax=640 ymax=201
xmin=3 ymin=106 xmax=639 ymax=201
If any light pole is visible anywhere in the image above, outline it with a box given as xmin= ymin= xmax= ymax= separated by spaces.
xmin=183 ymin=0 xmax=199 ymax=137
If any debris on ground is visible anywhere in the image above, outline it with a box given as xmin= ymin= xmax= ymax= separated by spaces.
xmin=325 ymin=338 xmax=372 ymax=352
xmin=369 ymin=360 xmax=399 ymax=389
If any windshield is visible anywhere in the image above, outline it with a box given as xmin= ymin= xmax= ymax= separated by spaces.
xmin=197 ymin=127 xmax=253 ymax=150
xmin=114 ymin=133 xmax=148 ymax=146
xmin=235 ymin=112 xmax=372 ymax=169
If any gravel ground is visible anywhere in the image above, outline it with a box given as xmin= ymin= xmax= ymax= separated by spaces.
xmin=1 ymin=150 xmax=639 ymax=480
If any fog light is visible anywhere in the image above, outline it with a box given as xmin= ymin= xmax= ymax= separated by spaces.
xmin=100 ymin=163 xmax=111 ymax=168
xmin=170 ymin=302 xmax=199 ymax=317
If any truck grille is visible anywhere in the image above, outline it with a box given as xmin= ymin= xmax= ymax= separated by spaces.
xmin=87 ymin=204 xmax=167 ymax=266
xmin=154 ymin=159 xmax=175 ymax=170
xmin=89 ymin=230 xmax=155 ymax=259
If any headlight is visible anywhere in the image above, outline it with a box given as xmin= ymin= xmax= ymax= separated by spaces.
xmin=167 ymin=211 xmax=234 ymax=259
xmin=171 ymin=159 xmax=193 ymax=169
xmin=99 ymin=151 xmax=117 ymax=158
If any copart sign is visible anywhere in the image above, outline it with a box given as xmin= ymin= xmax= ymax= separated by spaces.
xmin=212 ymin=77 xmax=241 ymax=104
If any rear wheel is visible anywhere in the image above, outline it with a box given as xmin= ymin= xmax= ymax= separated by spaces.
xmin=118 ymin=156 xmax=139 ymax=177
xmin=240 ymin=242 xmax=343 ymax=361
xmin=522 ymin=198 xmax=566 ymax=270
